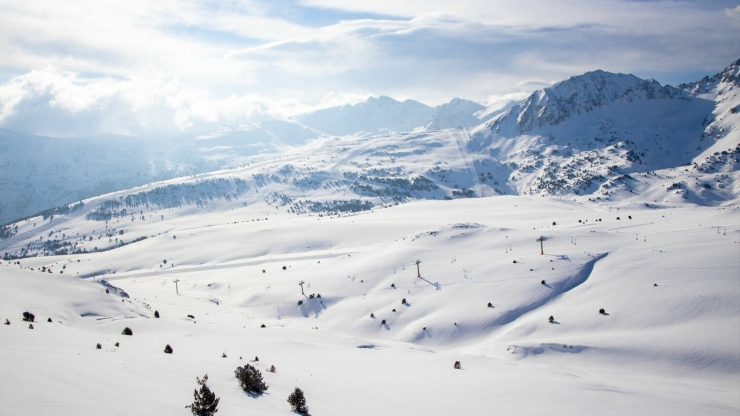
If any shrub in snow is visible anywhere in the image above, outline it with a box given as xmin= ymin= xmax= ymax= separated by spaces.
xmin=154 ymin=311 xmax=160 ymax=318
xmin=552 ymin=221 xmax=557 ymax=226
xmin=599 ymin=308 xmax=606 ymax=315
xmin=261 ymin=324 xmax=266 ymax=328
xmin=401 ymin=298 xmax=406 ymax=304
xmin=454 ymin=361 xmax=461 ymax=369
xmin=287 ymin=387 xmax=308 ymax=414
xmin=541 ymin=280 xmax=546 ymax=285
xmin=22 ymin=312 xmax=35 ymax=322
xmin=28 ymin=324 xmax=34 ymax=329
xmin=548 ymin=316 xmax=554 ymax=323
xmin=222 ymin=352 xmax=227 ymax=358
xmin=381 ymin=319 xmax=386 ymax=325
xmin=185 ymin=374 xmax=219 ymax=416
xmin=628 ymin=215 xmax=632 ymax=219
xmin=297 ymin=300 xmax=303 ymax=306
xmin=392 ymin=309 xmax=396 ymax=312
xmin=234 ymin=364 xmax=268 ymax=394
xmin=254 ymin=356 xmax=259 ymax=362
xmin=164 ymin=344 xmax=173 ymax=354
xmin=4 ymin=319 xmax=9 ymax=325
xmin=370 ymin=313 xmax=375 ymax=318
xmin=122 ymin=327 xmax=133 ymax=336
xmin=616 ymin=217 xmax=621 ymax=220
xmin=316 ymin=294 xmax=321 ymax=299
xmin=391 ymin=283 xmax=396 ymax=288
xmin=47 ymin=317 xmax=52 ymax=323
xmin=487 ymin=302 xmax=492 ymax=308
xmin=115 ymin=342 xmax=119 ymax=347
xmin=422 ymin=327 xmax=426 ymax=331
xmin=512 ymin=260 xmax=517 ymax=264
xmin=105 ymin=289 xmax=110 ymax=294
xmin=282 ymin=266 xmax=287 ymax=270
xmin=96 ymin=343 xmax=101 ymax=349
xmin=188 ymin=314 xmax=195 ymax=319
xmin=654 ymin=283 xmax=658 ymax=287
xmin=268 ymin=365 xmax=276 ymax=373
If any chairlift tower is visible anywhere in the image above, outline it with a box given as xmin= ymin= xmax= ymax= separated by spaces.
xmin=415 ymin=260 xmax=422 ymax=278
xmin=537 ymin=236 xmax=548 ymax=255
xmin=298 ymin=280 xmax=305 ymax=295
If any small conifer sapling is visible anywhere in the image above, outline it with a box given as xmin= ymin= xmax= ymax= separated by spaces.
xmin=186 ymin=374 xmax=220 ymax=416
xmin=234 ymin=364 xmax=268 ymax=394
xmin=287 ymin=387 xmax=309 ymax=414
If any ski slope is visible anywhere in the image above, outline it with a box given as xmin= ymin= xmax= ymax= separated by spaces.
xmin=2 ymin=196 xmax=738 ymax=415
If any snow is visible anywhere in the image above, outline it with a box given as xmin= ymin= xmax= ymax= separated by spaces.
xmin=1 ymin=196 xmax=739 ymax=415
xmin=1 ymin=59 xmax=740 ymax=415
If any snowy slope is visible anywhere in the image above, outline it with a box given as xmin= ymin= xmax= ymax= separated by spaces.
xmin=0 ymin=121 xmax=320 ymax=224
xmin=1 ymin=196 xmax=738 ymax=415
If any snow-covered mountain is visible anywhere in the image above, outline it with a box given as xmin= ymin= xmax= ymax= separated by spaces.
xmin=469 ymin=59 xmax=740 ymax=201
xmin=0 ymin=121 xmax=321 ymax=224
xmin=2 ymin=60 xmax=739 ymax=228
xmin=293 ymin=95 xmax=434 ymax=136
xmin=424 ymin=98 xmax=486 ymax=131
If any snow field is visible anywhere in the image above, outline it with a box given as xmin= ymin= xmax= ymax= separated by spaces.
xmin=2 ymin=196 xmax=739 ymax=414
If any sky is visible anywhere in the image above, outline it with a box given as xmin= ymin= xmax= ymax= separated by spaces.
xmin=0 ymin=0 xmax=738 ymax=138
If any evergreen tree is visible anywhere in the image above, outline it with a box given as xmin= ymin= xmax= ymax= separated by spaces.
xmin=234 ymin=364 xmax=268 ymax=394
xmin=186 ymin=374 xmax=219 ymax=416
xmin=287 ymin=387 xmax=308 ymax=414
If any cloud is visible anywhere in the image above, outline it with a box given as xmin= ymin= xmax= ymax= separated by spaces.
xmin=0 ymin=0 xmax=737 ymax=137
xmin=0 ymin=68 xmax=303 ymax=137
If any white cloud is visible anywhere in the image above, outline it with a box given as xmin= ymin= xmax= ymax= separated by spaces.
xmin=0 ymin=0 xmax=736 ymax=137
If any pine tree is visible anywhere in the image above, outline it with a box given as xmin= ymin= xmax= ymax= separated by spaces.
xmin=234 ymin=364 xmax=268 ymax=394
xmin=186 ymin=374 xmax=219 ymax=416
xmin=287 ymin=387 xmax=308 ymax=414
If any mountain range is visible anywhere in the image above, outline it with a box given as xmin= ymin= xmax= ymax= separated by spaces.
xmin=0 ymin=59 xmax=738 ymax=227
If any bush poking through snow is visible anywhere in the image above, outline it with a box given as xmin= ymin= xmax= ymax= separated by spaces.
xmin=401 ymin=298 xmax=406 ymax=304
xmin=234 ymin=364 xmax=268 ymax=394
xmin=287 ymin=387 xmax=308 ymax=414
xmin=4 ymin=319 xmax=9 ymax=325
xmin=381 ymin=319 xmax=386 ymax=325
xmin=164 ymin=344 xmax=173 ymax=354
xmin=268 ymin=365 xmax=276 ymax=373
xmin=187 ymin=314 xmax=195 ymax=319
xmin=541 ymin=280 xmax=546 ymax=285
xmin=222 ymin=352 xmax=227 ymax=358
xmin=370 ymin=313 xmax=375 ymax=318
xmin=487 ymin=302 xmax=493 ymax=308
xmin=122 ymin=327 xmax=133 ymax=336
xmin=260 ymin=324 xmax=266 ymax=328
xmin=47 ymin=317 xmax=52 ymax=323
xmin=599 ymin=308 xmax=606 ymax=315
xmin=22 ymin=312 xmax=35 ymax=322
xmin=28 ymin=324 xmax=34 ymax=329
xmin=96 ymin=343 xmax=101 ymax=349
xmin=548 ymin=316 xmax=554 ymax=323
xmin=254 ymin=356 xmax=259 ymax=362
xmin=115 ymin=342 xmax=119 ymax=347
xmin=391 ymin=283 xmax=396 ymax=288
xmin=185 ymin=374 xmax=220 ymax=416
xmin=154 ymin=310 xmax=160 ymax=318
xmin=454 ymin=361 xmax=461 ymax=369
xmin=297 ymin=300 xmax=303 ymax=306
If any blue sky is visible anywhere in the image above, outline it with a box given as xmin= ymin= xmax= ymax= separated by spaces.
xmin=0 ymin=0 xmax=738 ymax=137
